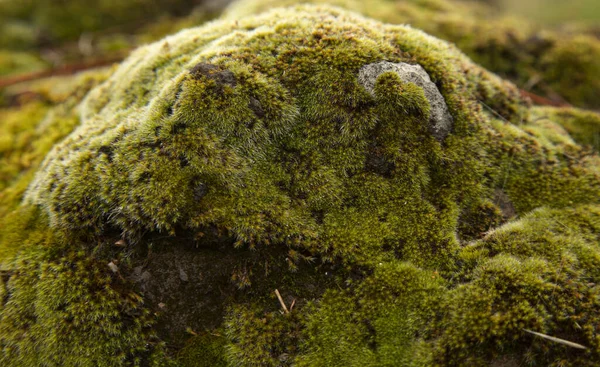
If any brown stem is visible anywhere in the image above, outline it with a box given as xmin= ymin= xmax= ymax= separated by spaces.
xmin=0 ymin=54 xmax=126 ymax=89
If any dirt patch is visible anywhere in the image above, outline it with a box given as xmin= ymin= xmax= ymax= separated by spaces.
xmin=125 ymin=230 xmax=339 ymax=347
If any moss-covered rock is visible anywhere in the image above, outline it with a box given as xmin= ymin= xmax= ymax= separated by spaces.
xmin=225 ymin=0 xmax=600 ymax=109
xmin=1 ymin=4 xmax=599 ymax=366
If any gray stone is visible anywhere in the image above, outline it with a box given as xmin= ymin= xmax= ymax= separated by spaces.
xmin=179 ymin=267 xmax=189 ymax=282
xmin=358 ymin=61 xmax=453 ymax=140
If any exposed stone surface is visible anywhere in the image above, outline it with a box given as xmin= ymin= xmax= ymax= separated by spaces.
xmin=359 ymin=61 xmax=453 ymax=140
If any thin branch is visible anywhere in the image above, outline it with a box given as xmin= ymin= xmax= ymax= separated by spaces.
xmin=523 ymin=329 xmax=588 ymax=350
xmin=0 ymin=54 xmax=127 ymax=89
xmin=274 ymin=289 xmax=289 ymax=314
xmin=519 ymin=89 xmax=571 ymax=108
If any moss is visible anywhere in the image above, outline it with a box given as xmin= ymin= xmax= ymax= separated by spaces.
xmin=0 ymin=4 xmax=599 ymax=366
xmin=225 ymin=304 xmax=305 ymax=366
xmin=532 ymin=106 xmax=600 ymax=153
xmin=0 ymin=0 xmax=216 ymax=49
xmin=0 ymin=102 xmax=52 ymax=191
xmin=225 ymin=0 xmax=600 ymax=109
xmin=21 ymin=5 xmax=531 ymax=272
xmin=541 ymin=34 xmax=600 ymax=108
xmin=0 ymin=242 xmax=172 ymax=367
xmin=443 ymin=205 xmax=600 ymax=366
xmin=242 ymin=206 xmax=600 ymax=367
xmin=293 ymin=262 xmax=445 ymax=367
xmin=0 ymin=70 xmax=110 ymax=263
xmin=177 ymin=333 xmax=228 ymax=367
xmin=481 ymin=113 xmax=600 ymax=214
xmin=0 ymin=50 xmax=46 ymax=77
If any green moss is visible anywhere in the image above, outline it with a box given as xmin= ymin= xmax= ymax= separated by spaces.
xmin=225 ymin=0 xmax=600 ymax=109
xmin=225 ymin=304 xmax=305 ymax=366
xmin=0 ymin=70 xmax=110 ymax=263
xmin=177 ymin=333 xmax=228 ymax=367
xmin=235 ymin=206 xmax=600 ymax=366
xmin=19 ymin=5 xmax=531 ymax=273
xmin=481 ymin=113 xmax=600 ymax=214
xmin=0 ymin=0 xmax=215 ymax=49
xmin=0 ymin=102 xmax=51 ymax=191
xmin=0 ymin=4 xmax=599 ymax=366
xmin=294 ymin=262 xmax=444 ymax=367
xmin=532 ymin=106 xmax=600 ymax=152
xmin=0 ymin=242 xmax=172 ymax=367
xmin=444 ymin=205 xmax=600 ymax=366
xmin=0 ymin=50 xmax=46 ymax=77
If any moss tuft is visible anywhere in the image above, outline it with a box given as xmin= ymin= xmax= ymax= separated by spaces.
xmin=531 ymin=106 xmax=600 ymax=153
xmin=0 ymin=243 xmax=171 ymax=367
xmin=177 ymin=333 xmax=228 ymax=367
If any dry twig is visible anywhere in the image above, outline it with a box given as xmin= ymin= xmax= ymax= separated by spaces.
xmin=274 ymin=289 xmax=289 ymax=314
xmin=523 ymin=329 xmax=588 ymax=350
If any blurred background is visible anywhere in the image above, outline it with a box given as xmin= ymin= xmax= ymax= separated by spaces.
xmin=486 ymin=0 xmax=600 ymax=26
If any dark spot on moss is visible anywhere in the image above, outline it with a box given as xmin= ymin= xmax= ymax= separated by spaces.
xmin=365 ymin=147 xmax=395 ymax=178
xmin=137 ymin=172 xmax=151 ymax=183
xmin=193 ymin=182 xmax=207 ymax=200
xmin=493 ymin=189 xmax=517 ymax=219
xmin=189 ymin=62 xmax=237 ymax=88
xmin=248 ymin=96 xmax=265 ymax=118
xmin=179 ymin=155 xmax=190 ymax=168
xmin=98 ymin=145 xmax=114 ymax=162
xmin=171 ymin=122 xmax=187 ymax=134
xmin=311 ymin=210 xmax=325 ymax=225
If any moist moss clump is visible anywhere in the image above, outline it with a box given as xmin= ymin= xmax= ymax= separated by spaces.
xmin=1 ymin=4 xmax=600 ymax=366
xmin=0 ymin=243 xmax=172 ymax=367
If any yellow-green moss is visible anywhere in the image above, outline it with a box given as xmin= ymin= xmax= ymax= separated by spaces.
xmin=0 ymin=243 xmax=172 ymax=367
xmin=0 ymin=70 xmax=110 ymax=263
xmin=532 ymin=106 xmax=600 ymax=153
xmin=227 ymin=206 xmax=600 ymax=366
xmin=177 ymin=333 xmax=228 ymax=367
xmin=0 ymin=50 xmax=46 ymax=77
xmin=444 ymin=205 xmax=600 ymax=366
xmin=0 ymin=0 xmax=214 ymax=49
xmin=24 ymin=5 xmax=512 ymax=270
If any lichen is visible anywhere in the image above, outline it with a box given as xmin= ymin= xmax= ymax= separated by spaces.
xmin=0 ymin=3 xmax=599 ymax=366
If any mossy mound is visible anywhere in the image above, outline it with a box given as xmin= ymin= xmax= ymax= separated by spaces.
xmin=1 ymin=4 xmax=600 ymax=366
xmin=225 ymin=0 xmax=600 ymax=109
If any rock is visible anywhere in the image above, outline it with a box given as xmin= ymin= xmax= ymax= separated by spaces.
xmin=358 ymin=61 xmax=453 ymax=141
xmin=107 ymin=261 xmax=119 ymax=273
xmin=179 ymin=267 xmax=189 ymax=282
